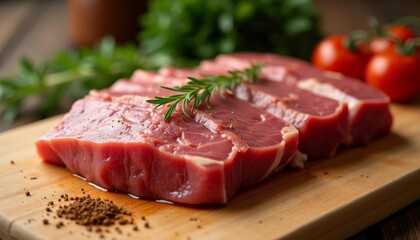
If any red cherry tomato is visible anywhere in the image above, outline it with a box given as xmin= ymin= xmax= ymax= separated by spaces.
xmin=370 ymin=25 xmax=416 ymax=54
xmin=365 ymin=50 xmax=420 ymax=102
xmin=312 ymin=35 xmax=368 ymax=80
xmin=370 ymin=38 xmax=395 ymax=55
xmin=388 ymin=25 xmax=416 ymax=41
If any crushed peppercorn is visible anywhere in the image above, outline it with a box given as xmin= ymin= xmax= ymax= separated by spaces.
xmin=41 ymin=192 xmax=144 ymax=238
xmin=55 ymin=194 xmax=132 ymax=227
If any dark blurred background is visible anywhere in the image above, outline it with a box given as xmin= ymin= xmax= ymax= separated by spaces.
xmin=316 ymin=0 xmax=420 ymax=33
xmin=0 ymin=0 xmax=419 ymax=75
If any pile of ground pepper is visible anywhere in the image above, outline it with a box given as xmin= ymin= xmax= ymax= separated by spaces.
xmin=55 ymin=194 xmax=133 ymax=226
xmin=42 ymin=193 xmax=141 ymax=238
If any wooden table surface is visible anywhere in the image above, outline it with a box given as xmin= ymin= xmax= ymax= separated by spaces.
xmin=0 ymin=0 xmax=419 ymax=239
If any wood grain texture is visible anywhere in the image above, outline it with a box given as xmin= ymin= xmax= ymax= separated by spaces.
xmin=0 ymin=103 xmax=419 ymax=240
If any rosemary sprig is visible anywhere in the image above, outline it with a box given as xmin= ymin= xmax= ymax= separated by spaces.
xmin=146 ymin=63 xmax=263 ymax=121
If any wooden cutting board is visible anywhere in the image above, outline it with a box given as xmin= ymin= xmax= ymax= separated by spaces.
xmin=0 ymin=103 xmax=419 ymax=240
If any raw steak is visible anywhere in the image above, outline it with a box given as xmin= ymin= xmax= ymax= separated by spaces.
xmin=105 ymin=73 xmax=302 ymax=178
xmin=36 ymin=90 xmax=298 ymax=204
xmin=194 ymin=65 xmax=349 ymax=158
xmin=206 ymin=53 xmax=393 ymax=144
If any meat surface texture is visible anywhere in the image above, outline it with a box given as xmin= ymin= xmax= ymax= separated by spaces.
xmin=37 ymin=82 xmax=299 ymax=204
xmin=198 ymin=63 xmax=349 ymax=158
xmin=36 ymin=52 xmax=392 ymax=205
xmin=204 ymin=52 xmax=393 ymax=145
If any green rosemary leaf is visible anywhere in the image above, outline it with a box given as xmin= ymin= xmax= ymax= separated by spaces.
xmin=146 ymin=63 xmax=262 ymax=121
xmin=181 ymin=98 xmax=189 ymax=117
xmin=164 ymin=99 xmax=182 ymax=121
xmin=205 ymin=92 xmax=212 ymax=109
xmin=193 ymin=92 xmax=203 ymax=110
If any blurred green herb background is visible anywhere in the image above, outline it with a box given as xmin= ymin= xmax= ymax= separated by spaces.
xmin=141 ymin=0 xmax=322 ymax=64
xmin=0 ymin=0 xmax=322 ymax=124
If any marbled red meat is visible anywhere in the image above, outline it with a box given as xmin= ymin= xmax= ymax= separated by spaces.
xmin=37 ymin=86 xmax=298 ymax=204
xmin=36 ymin=52 xmax=392 ymax=205
xmin=100 ymin=74 xmax=300 ymax=185
xmin=207 ymin=53 xmax=392 ymax=144
xmin=197 ymin=64 xmax=349 ymax=158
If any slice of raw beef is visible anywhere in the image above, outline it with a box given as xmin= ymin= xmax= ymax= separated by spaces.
xmin=206 ymin=53 xmax=393 ymax=144
xmin=193 ymin=65 xmax=349 ymax=158
xmin=104 ymin=74 xmax=301 ymax=181
xmin=36 ymin=90 xmax=298 ymax=204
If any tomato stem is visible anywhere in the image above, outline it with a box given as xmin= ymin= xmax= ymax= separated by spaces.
xmin=397 ymin=38 xmax=420 ymax=55
xmin=368 ymin=17 xmax=386 ymax=36
xmin=366 ymin=16 xmax=419 ymax=56
xmin=384 ymin=33 xmax=420 ymax=55
xmin=343 ymin=30 xmax=369 ymax=52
